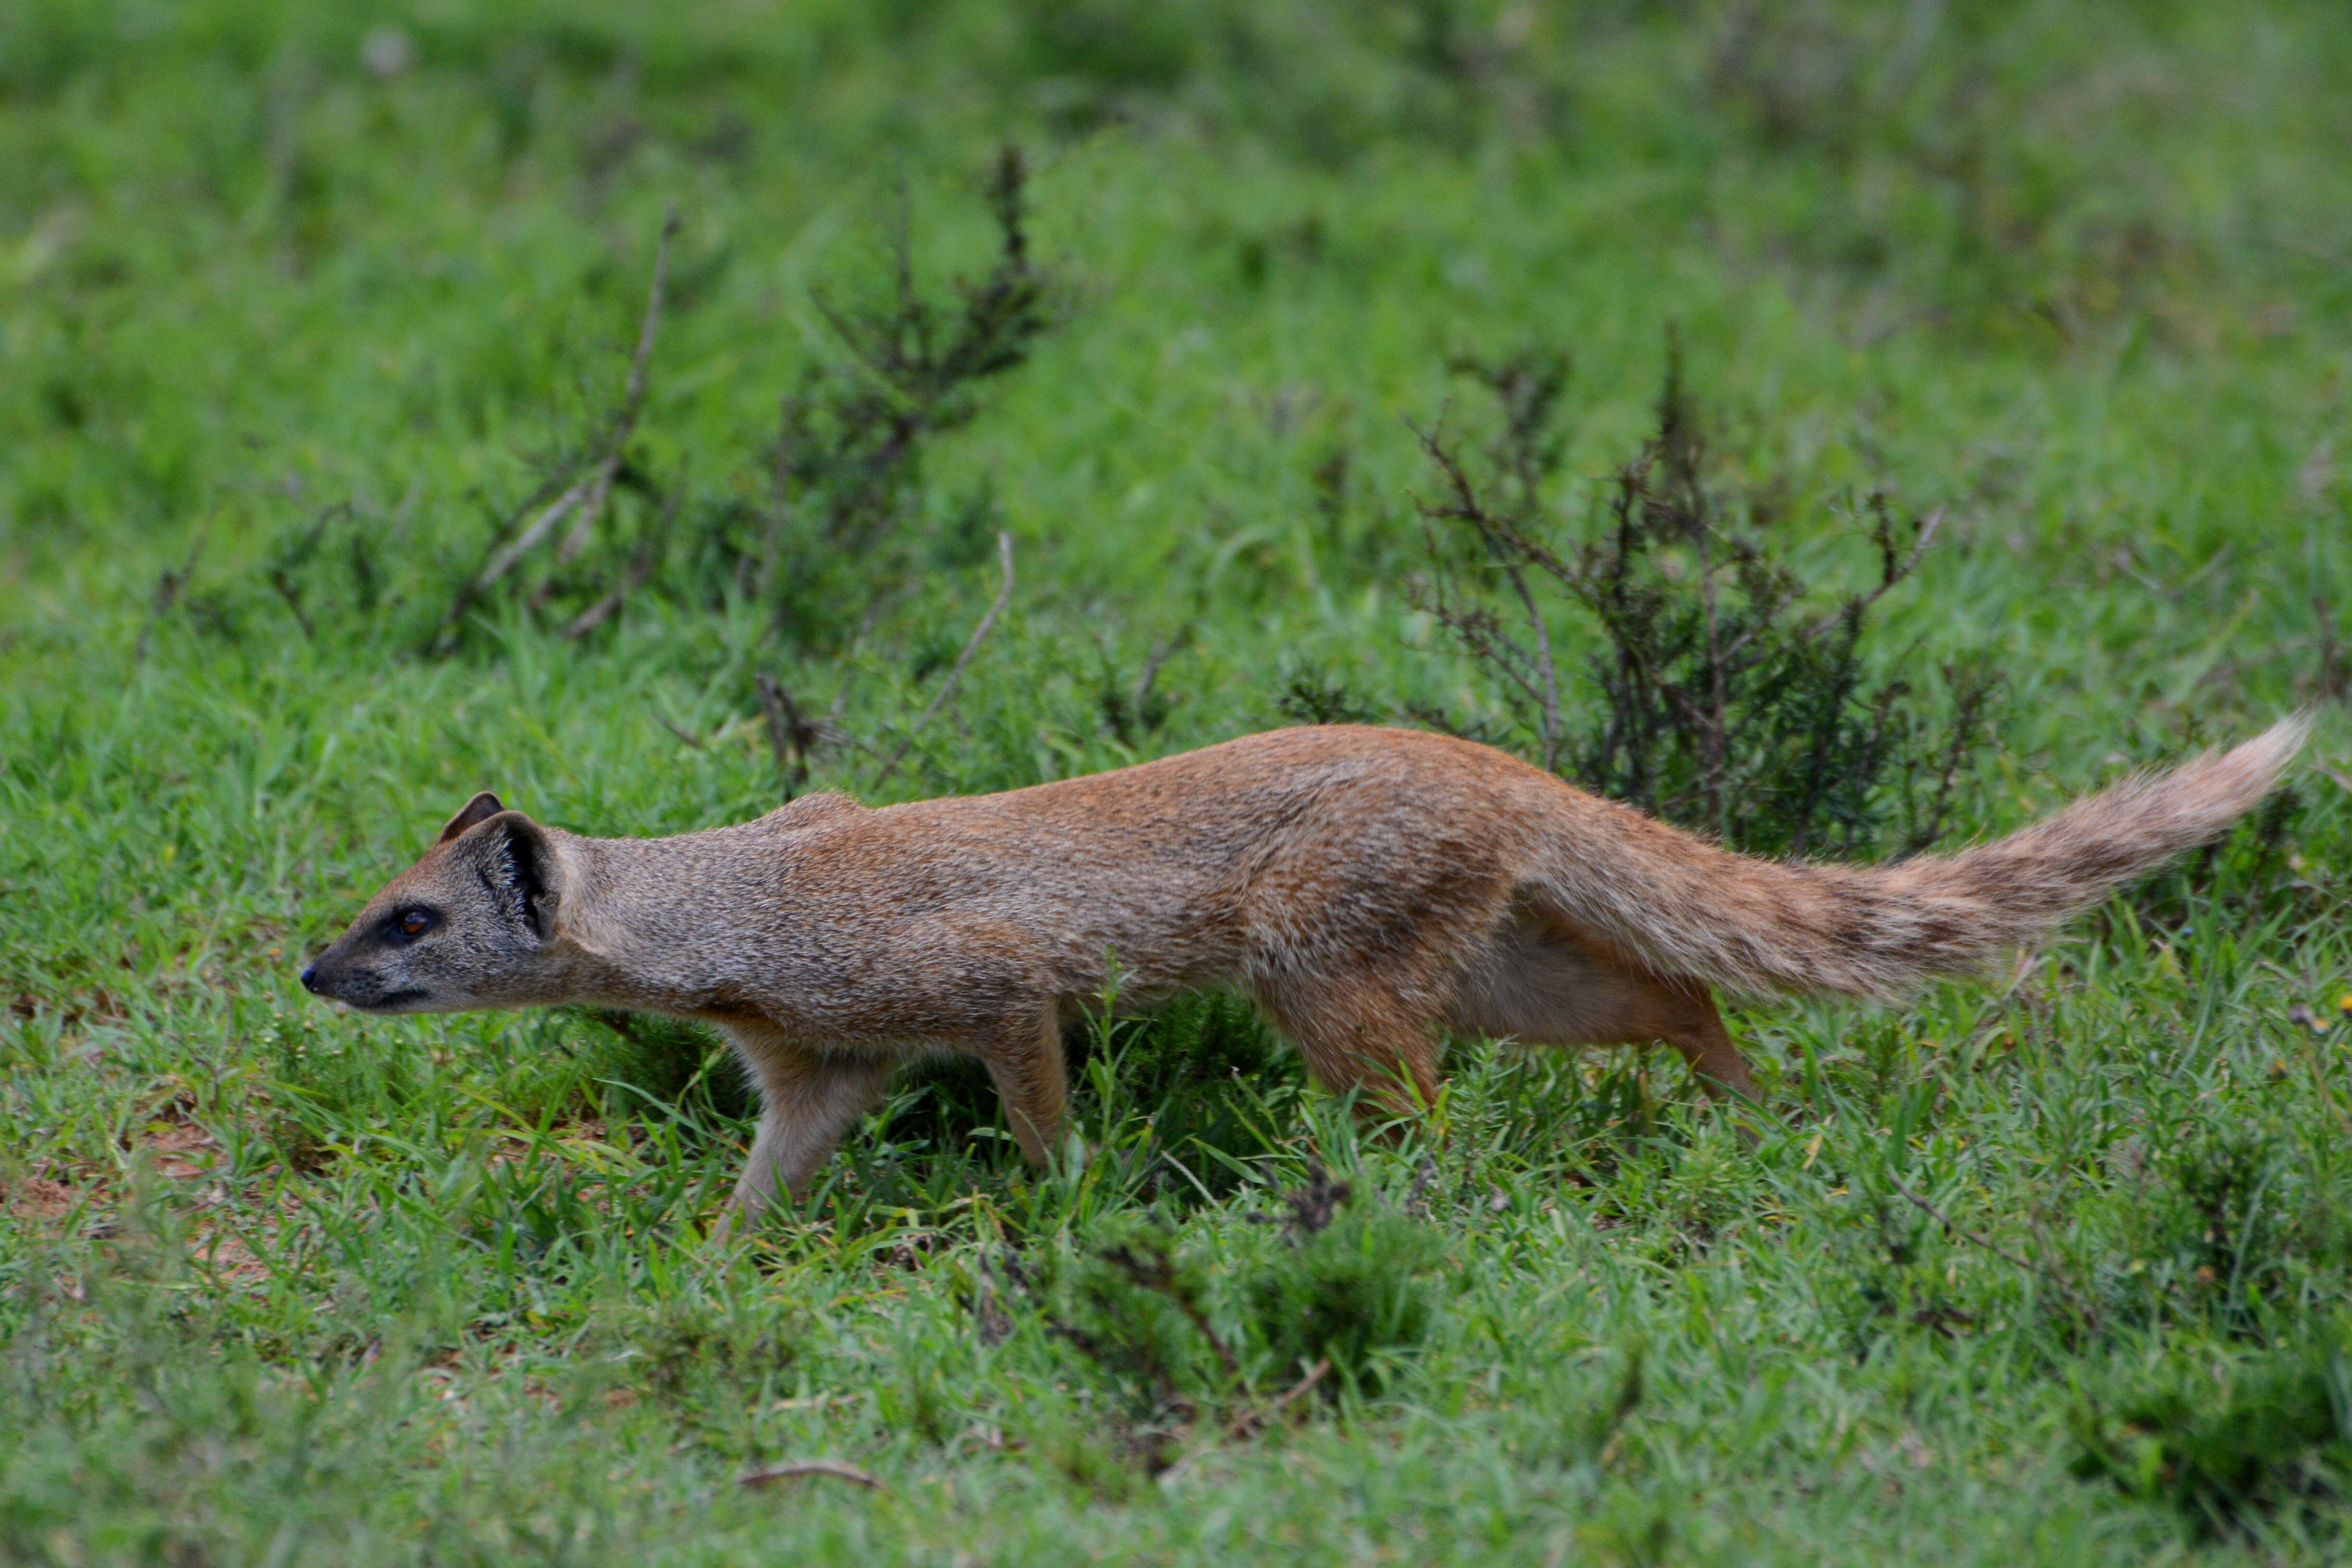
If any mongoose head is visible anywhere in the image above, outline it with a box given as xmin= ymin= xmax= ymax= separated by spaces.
xmin=300 ymin=792 xmax=570 ymax=1014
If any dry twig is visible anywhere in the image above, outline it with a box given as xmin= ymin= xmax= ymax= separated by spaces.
xmin=2315 ymin=592 xmax=2348 ymax=701
xmin=264 ymin=504 xmax=350 ymax=641
xmin=1800 ymin=503 xmax=1943 ymax=638
xmin=1226 ymin=1357 xmax=1332 ymax=1440
xmin=1133 ymin=627 xmax=1193 ymax=725
xmin=1413 ymin=418 xmax=1567 ymax=770
xmin=1885 ymin=1170 xmax=2098 ymax=1328
xmin=737 ymin=1458 xmax=886 ymax=1492
xmin=757 ymin=673 xmax=836 ymax=796
xmin=561 ymin=476 xmax=683 ymax=639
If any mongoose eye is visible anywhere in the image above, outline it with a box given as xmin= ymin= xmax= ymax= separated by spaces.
xmin=394 ymin=908 xmax=436 ymax=940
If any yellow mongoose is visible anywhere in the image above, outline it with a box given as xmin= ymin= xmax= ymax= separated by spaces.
xmin=302 ymin=719 xmax=2305 ymax=1230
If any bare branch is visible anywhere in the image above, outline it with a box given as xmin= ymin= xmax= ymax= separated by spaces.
xmin=561 ymin=471 xmax=682 ymax=639
xmin=471 ymin=463 xmax=595 ymax=596
xmin=266 ymin=571 xmax=317 ymax=640
xmin=438 ymin=208 xmax=679 ymax=641
xmin=1410 ymin=340 xmax=1982 ymax=858
xmin=1134 ymin=627 xmax=1193 ymax=722
xmin=261 ymin=504 xmax=345 ymax=641
xmin=1883 ymin=1171 xmax=2035 ymax=1271
xmin=1501 ymin=560 xmax=1563 ymax=770
xmin=617 ymin=209 xmax=679 ymax=442
xmin=2315 ymin=592 xmax=2348 ymax=701
xmin=541 ymin=458 xmax=621 ymax=588
xmin=557 ymin=538 xmax=654 ymax=639
xmin=755 ymin=673 xmax=836 ymax=796
xmin=1410 ymin=417 xmax=1569 ymax=753
xmin=427 ymin=470 xmax=573 ymax=649
xmin=871 ymin=531 xmax=1015 ymax=791
xmin=1226 ymin=1357 xmax=1331 ymax=1441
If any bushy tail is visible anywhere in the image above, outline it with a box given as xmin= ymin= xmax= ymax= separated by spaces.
xmin=1536 ymin=716 xmax=2311 ymax=1002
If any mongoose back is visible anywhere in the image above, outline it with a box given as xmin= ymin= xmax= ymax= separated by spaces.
xmin=300 ymin=719 xmax=2307 ymax=1231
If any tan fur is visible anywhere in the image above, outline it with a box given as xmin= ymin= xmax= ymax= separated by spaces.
xmin=300 ymin=717 xmax=2307 ymax=1234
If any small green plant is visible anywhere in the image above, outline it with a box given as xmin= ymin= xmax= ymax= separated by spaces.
xmin=989 ymin=1164 xmax=1446 ymax=1478
xmin=12 ymin=2 xmax=2352 ymax=1557
xmin=1068 ymin=1223 xmax=1245 ymax=1409
xmin=251 ymin=147 xmax=1060 ymax=661
xmin=2119 ymin=777 xmax=2313 ymax=933
xmin=870 ymin=990 xmax=1294 ymax=1199
xmin=601 ymin=1286 xmax=808 ymax=1448
xmin=1523 ymin=1341 xmax=1646 ymax=1470
xmin=2100 ymin=1118 xmax=2352 ymax=1341
xmin=258 ymin=1006 xmax=428 ymax=1174
xmin=1073 ymin=991 xmax=1296 ymax=1193
xmin=1243 ymin=1164 xmax=1445 ymax=1399
xmin=1273 ymin=658 xmax=1382 ymax=727
xmin=572 ymin=1008 xmax=754 ymax=1125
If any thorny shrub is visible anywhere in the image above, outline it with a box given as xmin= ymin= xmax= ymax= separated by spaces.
xmin=1411 ymin=339 xmax=1997 ymax=858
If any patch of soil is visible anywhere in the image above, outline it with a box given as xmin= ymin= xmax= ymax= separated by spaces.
xmin=2 ymin=1176 xmax=78 ymax=1221
xmin=141 ymin=1119 xmax=217 ymax=1180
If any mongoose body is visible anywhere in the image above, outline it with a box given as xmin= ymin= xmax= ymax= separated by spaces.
xmin=301 ymin=720 xmax=2306 ymax=1230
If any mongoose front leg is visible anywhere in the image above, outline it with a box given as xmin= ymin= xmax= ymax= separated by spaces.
xmin=977 ymin=1002 xmax=1067 ymax=1168
xmin=713 ymin=1025 xmax=893 ymax=1240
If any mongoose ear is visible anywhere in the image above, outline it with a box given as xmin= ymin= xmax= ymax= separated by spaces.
xmin=486 ymin=813 xmax=560 ymax=942
xmin=438 ymin=791 xmax=505 ymax=844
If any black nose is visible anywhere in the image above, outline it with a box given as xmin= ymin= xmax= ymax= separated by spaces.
xmin=300 ymin=964 xmax=320 ymax=993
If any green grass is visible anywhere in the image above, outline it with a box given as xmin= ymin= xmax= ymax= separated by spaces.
xmin=6 ymin=1 xmax=2352 ymax=1561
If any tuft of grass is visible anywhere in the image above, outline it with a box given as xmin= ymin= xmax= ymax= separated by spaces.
xmin=1241 ymin=1172 xmax=1446 ymax=1399
xmin=2072 ymin=1323 xmax=2352 ymax=1535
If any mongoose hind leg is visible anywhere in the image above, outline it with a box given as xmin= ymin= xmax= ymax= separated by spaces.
xmin=714 ymin=1023 xmax=895 ymax=1239
xmin=1256 ymin=976 xmax=1442 ymax=1123
xmin=976 ymin=1001 xmax=1068 ymax=1169
xmin=1642 ymin=978 xmax=1755 ymax=1104
xmin=1624 ymin=981 xmax=1761 ymax=1145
